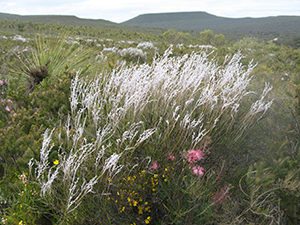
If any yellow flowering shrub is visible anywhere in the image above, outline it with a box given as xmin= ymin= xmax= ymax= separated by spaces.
xmin=109 ymin=164 xmax=172 ymax=224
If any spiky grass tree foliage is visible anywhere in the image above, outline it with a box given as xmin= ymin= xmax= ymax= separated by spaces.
xmin=13 ymin=35 xmax=92 ymax=90
xmin=26 ymin=48 xmax=272 ymax=224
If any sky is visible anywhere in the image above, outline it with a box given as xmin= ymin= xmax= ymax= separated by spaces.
xmin=1 ymin=0 xmax=300 ymax=23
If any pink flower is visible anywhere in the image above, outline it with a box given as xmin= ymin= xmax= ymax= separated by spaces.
xmin=167 ymin=153 xmax=176 ymax=161
xmin=191 ymin=165 xmax=205 ymax=177
xmin=186 ymin=149 xmax=205 ymax=164
xmin=5 ymin=105 xmax=11 ymax=112
xmin=149 ymin=160 xmax=159 ymax=171
xmin=0 ymin=80 xmax=7 ymax=86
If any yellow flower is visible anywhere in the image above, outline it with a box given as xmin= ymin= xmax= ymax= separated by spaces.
xmin=144 ymin=216 xmax=151 ymax=224
xmin=18 ymin=221 xmax=24 ymax=225
xmin=53 ymin=159 xmax=59 ymax=165
xmin=138 ymin=205 xmax=143 ymax=214
xmin=119 ymin=206 xmax=125 ymax=213
xmin=133 ymin=200 xmax=138 ymax=206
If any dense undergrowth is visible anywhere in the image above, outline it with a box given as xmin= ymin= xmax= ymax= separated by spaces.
xmin=0 ymin=21 xmax=300 ymax=225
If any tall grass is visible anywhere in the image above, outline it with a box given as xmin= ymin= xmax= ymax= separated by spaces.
xmin=27 ymin=48 xmax=273 ymax=224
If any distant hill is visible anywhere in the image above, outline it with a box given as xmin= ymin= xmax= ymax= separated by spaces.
xmin=122 ymin=11 xmax=300 ymax=39
xmin=0 ymin=12 xmax=116 ymax=27
xmin=1 ymin=11 xmax=300 ymax=41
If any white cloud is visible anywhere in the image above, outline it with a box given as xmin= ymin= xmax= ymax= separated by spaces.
xmin=0 ymin=0 xmax=299 ymax=22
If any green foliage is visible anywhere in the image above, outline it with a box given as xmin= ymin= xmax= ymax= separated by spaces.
xmin=3 ymin=174 xmax=54 ymax=225
xmin=162 ymin=29 xmax=192 ymax=44
xmin=238 ymin=153 xmax=300 ymax=224
xmin=197 ymin=30 xmax=227 ymax=46
xmin=0 ymin=71 xmax=72 ymax=181
xmin=0 ymin=35 xmax=93 ymax=182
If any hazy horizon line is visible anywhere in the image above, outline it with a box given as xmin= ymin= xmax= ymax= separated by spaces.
xmin=1 ymin=10 xmax=300 ymax=23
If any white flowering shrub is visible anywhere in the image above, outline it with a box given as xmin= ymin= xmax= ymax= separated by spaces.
xmin=119 ymin=47 xmax=147 ymax=62
xmin=12 ymin=35 xmax=28 ymax=42
xmin=137 ymin=41 xmax=155 ymax=49
xmin=118 ymin=40 xmax=136 ymax=45
xmin=102 ymin=47 xmax=119 ymax=53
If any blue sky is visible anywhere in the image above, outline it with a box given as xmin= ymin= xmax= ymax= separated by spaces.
xmin=1 ymin=0 xmax=300 ymax=22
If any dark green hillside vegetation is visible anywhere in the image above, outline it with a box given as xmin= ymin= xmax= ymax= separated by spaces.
xmin=123 ymin=11 xmax=300 ymax=35
xmin=123 ymin=11 xmax=300 ymax=45
xmin=0 ymin=20 xmax=299 ymax=224
xmin=0 ymin=12 xmax=116 ymax=27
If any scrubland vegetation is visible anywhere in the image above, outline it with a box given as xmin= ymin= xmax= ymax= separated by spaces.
xmin=0 ymin=20 xmax=300 ymax=225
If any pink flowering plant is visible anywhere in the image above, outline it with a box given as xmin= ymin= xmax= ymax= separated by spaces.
xmin=184 ymin=148 xmax=207 ymax=177
xmin=191 ymin=165 xmax=206 ymax=177
xmin=149 ymin=160 xmax=160 ymax=171
xmin=143 ymin=147 xmax=218 ymax=224
xmin=186 ymin=149 xmax=205 ymax=164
